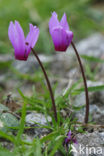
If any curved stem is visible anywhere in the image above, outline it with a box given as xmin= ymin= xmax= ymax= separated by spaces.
xmin=31 ymin=48 xmax=57 ymax=122
xmin=71 ymin=41 xmax=89 ymax=123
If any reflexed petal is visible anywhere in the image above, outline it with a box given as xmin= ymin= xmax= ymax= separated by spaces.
xmin=8 ymin=21 xmax=39 ymax=60
xmin=68 ymin=130 xmax=71 ymax=137
xmin=65 ymin=130 xmax=72 ymax=144
xmin=25 ymin=24 xmax=34 ymax=45
xmin=49 ymin=11 xmax=60 ymax=34
xmin=8 ymin=22 xmax=16 ymax=48
xmin=60 ymin=13 xmax=69 ymax=30
xmin=26 ymin=24 xmax=39 ymax=48
xmin=14 ymin=21 xmax=25 ymax=57
xmin=14 ymin=21 xmax=26 ymax=60
xmin=31 ymin=27 xmax=39 ymax=47
xmin=8 ymin=21 xmax=26 ymax=60
xmin=8 ymin=22 xmax=21 ymax=51
xmin=25 ymin=24 xmax=39 ymax=56
xmin=51 ymin=27 xmax=73 ymax=51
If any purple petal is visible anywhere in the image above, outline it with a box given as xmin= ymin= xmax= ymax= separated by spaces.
xmin=60 ymin=13 xmax=69 ymax=30
xmin=49 ymin=11 xmax=60 ymax=35
xmin=26 ymin=24 xmax=39 ymax=48
xmin=67 ymin=130 xmax=72 ymax=137
xmin=25 ymin=24 xmax=39 ymax=56
xmin=25 ymin=24 xmax=34 ymax=47
xmin=72 ymin=138 xmax=78 ymax=144
xmin=14 ymin=21 xmax=25 ymax=56
xmin=51 ymin=27 xmax=73 ymax=51
xmin=8 ymin=22 xmax=16 ymax=48
xmin=8 ymin=21 xmax=26 ymax=60
xmin=65 ymin=138 xmax=70 ymax=144
xmin=65 ymin=131 xmax=71 ymax=144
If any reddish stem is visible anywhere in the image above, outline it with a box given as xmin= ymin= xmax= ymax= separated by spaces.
xmin=31 ymin=48 xmax=57 ymax=122
xmin=71 ymin=41 xmax=89 ymax=123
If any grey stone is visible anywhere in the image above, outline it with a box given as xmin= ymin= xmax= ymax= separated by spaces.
xmin=0 ymin=54 xmax=13 ymax=62
xmin=13 ymin=54 xmax=54 ymax=73
xmin=26 ymin=112 xmax=52 ymax=125
xmin=0 ymin=113 xmax=19 ymax=132
xmin=0 ymin=103 xmax=9 ymax=112
xmin=25 ymin=112 xmax=52 ymax=138
xmin=73 ymin=80 xmax=104 ymax=123
xmin=87 ymin=80 xmax=104 ymax=87
xmin=74 ymin=92 xmax=85 ymax=107
xmin=68 ymin=33 xmax=104 ymax=57
xmin=75 ymin=131 xmax=104 ymax=156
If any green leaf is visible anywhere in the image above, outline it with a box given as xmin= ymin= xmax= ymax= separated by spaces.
xmin=49 ymin=135 xmax=64 ymax=156
xmin=16 ymin=102 xmax=26 ymax=144
xmin=81 ymin=55 xmax=104 ymax=63
xmin=0 ymin=61 xmax=12 ymax=70
xmin=34 ymin=139 xmax=42 ymax=156
xmin=72 ymin=85 xmax=104 ymax=95
xmin=0 ymin=130 xmax=15 ymax=143
xmin=63 ymin=79 xmax=82 ymax=98
xmin=40 ymin=131 xmax=58 ymax=143
xmin=72 ymin=105 xmax=85 ymax=111
xmin=0 ymin=150 xmax=14 ymax=156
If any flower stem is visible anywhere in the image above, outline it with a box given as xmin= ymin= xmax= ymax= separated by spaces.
xmin=71 ymin=41 xmax=89 ymax=123
xmin=31 ymin=48 xmax=57 ymax=122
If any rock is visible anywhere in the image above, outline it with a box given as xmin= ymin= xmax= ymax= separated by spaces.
xmin=0 ymin=54 xmax=13 ymax=62
xmin=51 ymin=34 xmax=104 ymax=79
xmin=0 ymin=112 xmax=19 ymax=132
xmin=90 ymin=105 xmax=104 ymax=124
xmin=26 ymin=112 xmax=51 ymax=125
xmin=90 ymin=91 xmax=104 ymax=106
xmin=67 ymin=68 xmax=79 ymax=79
xmin=74 ymin=103 xmax=104 ymax=124
xmin=0 ymin=74 xmax=9 ymax=90
xmin=73 ymin=131 xmax=104 ymax=156
xmin=87 ymin=80 xmax=104 ymax=87
xmin=0 ymin=142 xmax=14 ymax=152
xmin=25 ymin=112 xmax=52 ymax=137
xmin=51 ymin=53 xmax=76 ymax=77
xmin=0 ymin=103 xmax=9 ymax=112
xmin=0 ymin=75 xmax=7 ymax=83
xmin=13 ymin=54 xmax=54 ymax=73
xmin=73 ymin=80 xmax=104 ymax=123
xmin=50 ymin=33 xmax=104 ymax=94
xmin=68 ymin=33 xmax=104 ymax=57
xmin=74 ymin=92 xmax=85 ymax=107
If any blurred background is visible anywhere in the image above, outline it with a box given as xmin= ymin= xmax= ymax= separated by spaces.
xmin=0 ymin=0 xmax=104 ymax=141
xmin=0 ymin=0 xmax=104 ymax=152
xmin=0 ymin=0 xmax=104 ymax=101
xmin=0 ymin=0 xmax=104 ymax=54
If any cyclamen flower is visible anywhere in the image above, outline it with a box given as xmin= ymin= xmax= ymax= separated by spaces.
xmin=49 ymin=12 xmax=73 ymax=51
xmin=65 ymin=130 xmax=77 ymax=145
xmin=8 ymin=21 xmax=39 ymax=60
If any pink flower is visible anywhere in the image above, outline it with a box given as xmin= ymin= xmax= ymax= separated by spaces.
xmin=8 ymin=21 xmax=39 ymax=60
xmin=65 ymin=130 xmax=77 ymax=145
xmin=49 ymin=12 xmax=73 ymax=52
